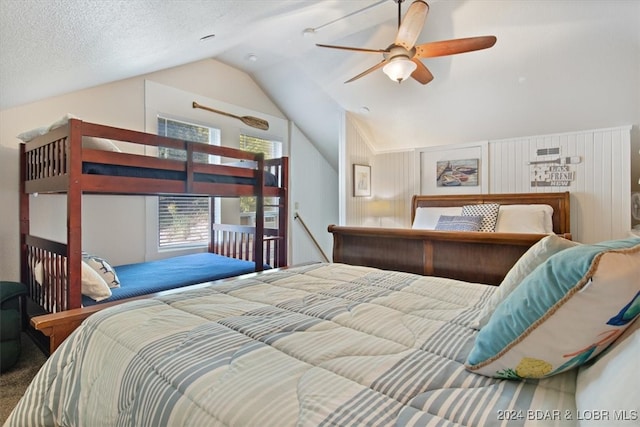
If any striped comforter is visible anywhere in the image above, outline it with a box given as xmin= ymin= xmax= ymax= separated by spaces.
xmin=6 ymin=263 xmax=577 ymax=426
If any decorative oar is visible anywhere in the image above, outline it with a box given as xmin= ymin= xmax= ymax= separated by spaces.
xmin=192 ymin=101 xmax=269 ymax=131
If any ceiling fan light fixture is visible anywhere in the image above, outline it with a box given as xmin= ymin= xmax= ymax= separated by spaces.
xmin=382 ymin=56 xmax=416 ymax=83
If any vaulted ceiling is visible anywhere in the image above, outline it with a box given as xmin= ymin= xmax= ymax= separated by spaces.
xmin=1 ymin=1 xmax=638 ymax=169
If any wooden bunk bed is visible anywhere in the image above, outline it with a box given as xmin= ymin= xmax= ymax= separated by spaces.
xmin=329 ymin=192 xmax=571 ymax=285
xmin=19 ymin=118 xmax=288 ymax=350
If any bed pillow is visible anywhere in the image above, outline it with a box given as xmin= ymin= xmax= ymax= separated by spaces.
xmin=79 ymin=263 xmax=113 ymax=301
xmin=48 ymin=113 xmax=79 ymax=130
xmin=495 ymin=204 xmax=554 ymax=234
xmin=412 ymin=207 xmax=463 ymax=230
xmin=51 ymin=114 xmax=122 ymax=152
xmin=462 ymin=203 xmax=500 ymax=232
xmin=83 ymin=253 xmax=121 ymax=288
xmin=16 ymin=126 xmax=49 ymax=142
xmin=435 ymin=215 xmax=483 ymax=231
xmin=473 ymin=234 xmax=580 ymax=329
xmin=16 ymin=114 xmax=121 ymax=152
xmin=575 ymin=318 xmax=639 ymax=426
xmin=81 ymin=136 xmax=121 ymax=152
xmin=34 ymin=260 xmax=112 ymax=302
xmin=466 ymin=237 xmax=640 ymax=379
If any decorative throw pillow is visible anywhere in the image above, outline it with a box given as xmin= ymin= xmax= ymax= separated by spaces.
xmin=79 ymin=262 xmax=113 ymax=301
xmin=466 ymin=237 xmax=640 ymax=379
xmin=473 ymin=234 xmax=580 ymax=329
xmin=435 ymin=215 xmax=483 ymax=231
xmin=462 ymin=203 xmax=500 ymax=232
xmin=83 ymin=253 xmax=121 ymax=288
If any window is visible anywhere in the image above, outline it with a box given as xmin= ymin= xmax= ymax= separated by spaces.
xmin=157 ymin=118 xmax=220 ymax=248
xmin=239 ymin=134 xmax=282 ymax=227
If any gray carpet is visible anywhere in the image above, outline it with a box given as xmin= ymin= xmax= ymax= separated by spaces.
xmin=0 ymin=333 xmax=47 ymax=424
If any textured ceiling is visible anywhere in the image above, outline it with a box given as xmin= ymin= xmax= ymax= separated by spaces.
xmin=1 ymin=1 xmax=639 ymax=169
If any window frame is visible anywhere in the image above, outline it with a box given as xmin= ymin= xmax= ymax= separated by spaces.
xmin=143 ymin=80 xmax=289 ymax=261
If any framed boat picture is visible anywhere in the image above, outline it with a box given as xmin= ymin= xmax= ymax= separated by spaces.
xmin=353 ymin=164 xmax=371 ymax=197
xmin=436 ymin=158 xmax=479 ymax=187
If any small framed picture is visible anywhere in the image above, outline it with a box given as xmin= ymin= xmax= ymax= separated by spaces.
xmin=353 ymin=164 xmax=371 ymax=197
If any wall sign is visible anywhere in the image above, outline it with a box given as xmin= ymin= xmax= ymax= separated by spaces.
xmin=529 ymin=153 xmax=581 ymax=187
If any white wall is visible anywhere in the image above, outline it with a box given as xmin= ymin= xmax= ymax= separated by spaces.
xmin=0 ymin=59 xmax=337 ymax=281
xmin=290 ymin=125 xmax=338 ymax=264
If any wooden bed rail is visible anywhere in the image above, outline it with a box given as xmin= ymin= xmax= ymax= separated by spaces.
xmin=211 ymin=223 xmax=286 ymax=268
xmin=21 ymin=236 xmax=73 ymax=314
xmin=329 ymin=225 xmax=571 ymax=286
xmin=21 ymin=119 xmax=282 ymax=196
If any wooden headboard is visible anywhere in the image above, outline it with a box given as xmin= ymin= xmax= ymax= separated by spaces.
xmin=411 ymin=192 xmax=571 ymax=235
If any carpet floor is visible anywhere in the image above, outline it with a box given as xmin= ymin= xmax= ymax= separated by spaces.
xmin=0 ymin=333 xmax=47 ymax=424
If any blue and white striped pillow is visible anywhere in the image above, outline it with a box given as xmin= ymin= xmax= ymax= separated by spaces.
xmin=435 ymin=215 xmax=483 ymax=231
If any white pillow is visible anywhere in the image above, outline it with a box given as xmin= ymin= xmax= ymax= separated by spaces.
xmin=82 ymin=136 xmax=121 ymax=152
xmin=34 ymin=259 xmax=112 ymax=302
xmin=412 ymin=207 xmax=463 ymax=230
xmin=16 ymin=126 xmax=49 ymax=142
xmin=16 ymin=113 xmax=121 ymax=152
xmin=82 ymin=253 xmax=121 ymax=288
xmin=48 ymin=113 xmax=79 ymax=130
xmin=495 ymin=204 xmax=554 ymax=234
xmin=575 ymin=319 xmax=639 ymax=426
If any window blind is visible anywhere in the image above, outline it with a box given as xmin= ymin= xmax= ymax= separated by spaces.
xmin=157 ymin=117 xmax=218 ymax=248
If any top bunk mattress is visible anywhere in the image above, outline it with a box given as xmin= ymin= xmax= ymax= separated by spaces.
xmin=83 ymin=162 xmax=279 ymax=187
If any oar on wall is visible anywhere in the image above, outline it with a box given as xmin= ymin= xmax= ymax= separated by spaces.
xmin=192 ymin=101 xmax=269 ymax=131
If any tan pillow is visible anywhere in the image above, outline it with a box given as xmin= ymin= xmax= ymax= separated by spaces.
xmin=473 ymin=234 xmax=579 ymax=329
xmin=34 ymin=260 xmax=112 ymax=302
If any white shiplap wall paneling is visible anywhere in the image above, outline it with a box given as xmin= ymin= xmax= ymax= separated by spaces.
xmin=372 ymin=151 xmax=415 ymax=227
xmin=489 ymin=126 xmax=631 ymax=243
xmin=344 ymin=116 xmax=374 ymax=226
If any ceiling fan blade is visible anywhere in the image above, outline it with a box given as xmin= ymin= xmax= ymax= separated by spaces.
xmin=316 ymin=43 xmax=388 ymax=54
xmin=395 ymin=0 xmax=429 ymax=50
xmin=415 ymin=36 xmax=497 ymax=58
xmin=345 ymin=59 xmax=388 ymax=83
xmin=410 ymin=59 xmax=434 ymax=85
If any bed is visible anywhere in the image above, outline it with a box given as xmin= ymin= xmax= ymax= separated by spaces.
xmin=329 ymin=192 xmax=571 ymax=285
xmin=6 ymin=236 xmax=639 ymax=426
xmin=18 ymin=117 xmax=288 ymax=350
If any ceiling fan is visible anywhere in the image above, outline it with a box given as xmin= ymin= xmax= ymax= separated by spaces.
xmin=316 ymin=0 xmax=497 ymax=85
